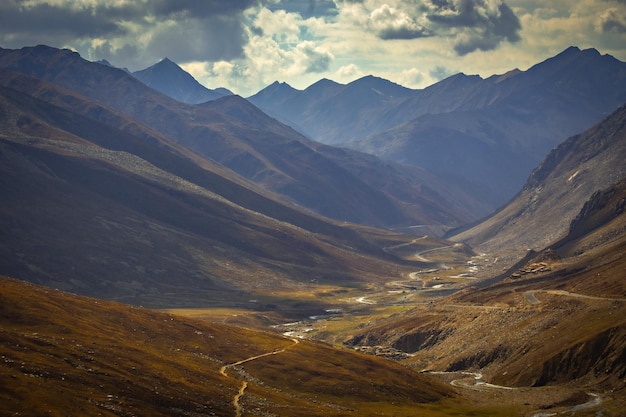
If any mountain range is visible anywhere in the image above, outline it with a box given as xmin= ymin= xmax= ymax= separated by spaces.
xmin=0 ymin=76 xmax=412 ymax=308
xmin=0 ymin=45 xmax=485 ymax=231
xmin=249 ymin=46 xmax=626 ymax=208
xmin=1 ymin=44 xmax=625 ymax=415
xmin=341 ymin=104 xmax=626 ymax=409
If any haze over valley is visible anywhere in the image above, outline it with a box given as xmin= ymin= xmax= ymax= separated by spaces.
xmin=1 ymin=44 xmax=626 ymax=416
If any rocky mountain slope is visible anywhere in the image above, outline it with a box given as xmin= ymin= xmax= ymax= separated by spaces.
xmin=342 ymin=174 xmax=626 ymax=416
xmin=251 ymin=47 xmax=626 ymax=208
xmin=450 ymin=102 xmax=626 ymax=265
xmin=132 ymin=57 xmax=232 ymax=104
xmin=0 ymin=45 xmax=485 ymax=229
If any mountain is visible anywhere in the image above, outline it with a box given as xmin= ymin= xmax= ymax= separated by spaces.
xmin=342 ymin=184 xmax=626 ymax=406
xmin=340 ymin=159 xmax=626 ymax=415
xmin=450 ymin=102 xmax=626 ymax=266
xmin=132 ymin=57 xmax=232 ymax=104
xmin=0 ymin=49 xmax=483 ymax=311
xmin=0 ymin=45 xmax=487 ymax=229
xmin=251 ymin=47 xmax=626 ymax=209
xmin=248 ymin=75 xmax=414 ymax=145
xmin=2 ymin=44 xmax=626 ymax=416
xmin=352 ymin=47 xmax=626 ymax=207
xmin=312 ymin=102 xmax=626 ymax=415
xmin=1 ymin=275 xmax=486 ymax=417
xmin=0 ymin=80 xmax=426 ymax=309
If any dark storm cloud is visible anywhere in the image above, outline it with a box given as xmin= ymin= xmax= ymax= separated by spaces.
xmin=341 ymin=0 xmax=520 ymax=54
xmin=147 ymin=0 xmax=259 ymax=19
xmin=425 ymin=0 xmax=521 ymax=54
xmin=0 ymin=1 xmax=126 ymax=39
xmin=145 ymin=15 xmax=249 ymax=64
xmin=267 ymin=0 xmax=338 ymax=19
xmin=0 ymin=0 xmax=261 ymax=67
xmin=601 ymin=8 xmax=626 ymax=34
xmin=378 ymin=26 xmax=432 ymax=40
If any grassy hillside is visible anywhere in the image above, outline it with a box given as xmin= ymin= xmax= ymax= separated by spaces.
xmin=0 ymin=276 xmax=518 ymax=416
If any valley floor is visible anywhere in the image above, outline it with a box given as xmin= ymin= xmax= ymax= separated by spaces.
xmin=169 ymin=240 xmax=626 ymax=417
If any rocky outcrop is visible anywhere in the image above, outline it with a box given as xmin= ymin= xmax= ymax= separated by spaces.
xmin=533 ymin=326 xmax=626 ymax=386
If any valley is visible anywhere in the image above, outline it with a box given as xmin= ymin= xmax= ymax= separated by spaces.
xmin=1 ymin=44 xmax=625 ymax=416
xmin=166 ymin=227 xmax=626 ymax=416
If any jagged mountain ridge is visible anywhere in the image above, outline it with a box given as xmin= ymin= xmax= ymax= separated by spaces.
xmin=250 ymin=47 xmax=626 ymax=208
xmin=0 ymin=45 xmax=486 ymax=229
xmin=132 ymin=57 xmax=232 ymax=104
xmin=248 ymin=75 xmax=414 ymax=145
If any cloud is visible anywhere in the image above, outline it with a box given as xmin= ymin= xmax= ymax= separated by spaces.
xmin=295 ymin=41 xmax=334 ymax=72
xmin=222 ymin=6 xmax=333 ymax=91
xmin=334 ymin=0 xmax=521 ymax=54
xmin=335 ymin=63 xmax=365 ymax=81
xmin=254 ymin=7 xmax=303 ymax=44
xmin=368 ymin=4 xmax=433 ymax=39
xmin=429 ymin=65 xmax=457 ymax=81
xmin=398 ymin=67 xmax=425 ymax=87
xmin=0 ymin=1 xmax=125 ymax=40
xmin=267 ymin=0 xmax=338 ymax=19
xmin=0 ymin=0 xmax=260 ymax=69
xmin=600 ymin=8 xmax=626 ymax=33
xmin=426 ymin=0 xmax=522 ymax=55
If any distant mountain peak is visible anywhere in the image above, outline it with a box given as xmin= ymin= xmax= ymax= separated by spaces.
xmin=552 ymin=46 xmax=607 ymax=62
xmin=306 ymin=78 xmax=342 ymax=90
xmin=561 ymin=45 xmax=581 ymax=54
xmin=268 ymin=80 xmax=295 ymax=90
xmin=349 ymin=75 xmax=383 ymax=85
xmin=247 ymin=80 xmax=298 ymax=102
xmin=487 ymin=68 xmax=522 ymax=83
xmin=132 ymin=57 xmax=232 ymax=104
xmin=155 ymin=57 xmax=181 ymax=69
xmin=141 ymin=57 xmax=185 ymax=75
xmin=556 ymin=46 xmax=601 ymax=57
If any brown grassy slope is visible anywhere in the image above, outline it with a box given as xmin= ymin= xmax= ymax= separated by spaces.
xmin=0 ymin=276 xmax=513 ymax=417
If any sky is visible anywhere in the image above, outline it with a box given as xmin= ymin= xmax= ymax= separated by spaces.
xmin=1 ymin=0 xmax=625 ymax=96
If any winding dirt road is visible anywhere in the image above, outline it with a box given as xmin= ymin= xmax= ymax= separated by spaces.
xmin=220 ymin=338 xmax=300 ymax=416
xmin=524 ymin=290 xmax=626 ymax=305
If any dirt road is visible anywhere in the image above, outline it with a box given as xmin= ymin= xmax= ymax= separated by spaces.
xmin=524 ymin=290 xmax=626 ymax=305
xmin=220 ymin=338 xmax=299 ymax=416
